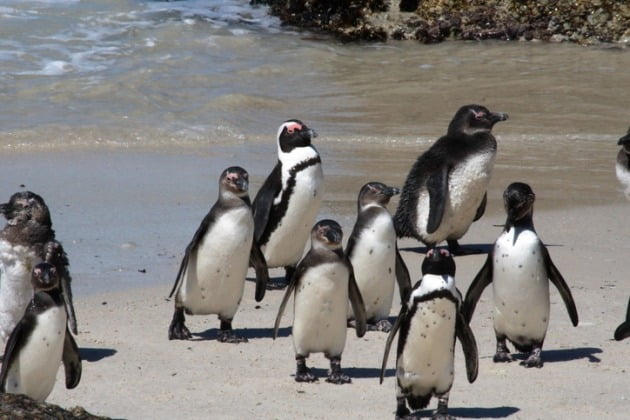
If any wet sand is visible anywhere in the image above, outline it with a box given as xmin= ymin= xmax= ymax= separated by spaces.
xmin=1 ymin=137 xmax=629 ymax=419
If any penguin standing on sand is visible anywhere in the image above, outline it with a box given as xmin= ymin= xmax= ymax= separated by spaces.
xmin=616 ymin=127 xmax=630 ymax=199
xmin=394 ymin=105 xmax=508 ymax=255
xmin=0 ymin=191 xmax=78 ymax=349
xmin=462 ymin=182 xmax=579 ymax=368
xmin=253 ymin=120 xmax=323 ymax=284
xmin=380 ymin=248 xmax=478 ymax=420
xmin=346 ymin=182 xmax=411 ymax=332
xmin=273 ymin=219 xmax=366 ymax=384
xmin=0 ymin=261 xmax=82 ymax=401
xmin=168 ymin=167 xmax=269 ymax=342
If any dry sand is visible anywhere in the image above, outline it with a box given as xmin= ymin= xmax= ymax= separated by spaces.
xmin=1 ymin=139 xmax=628 ymax=419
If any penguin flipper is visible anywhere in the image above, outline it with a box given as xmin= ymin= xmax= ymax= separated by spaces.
xmin=45 ymin=241 xmax=78 ymax=335
xmin=379 ymin=305 xmax=406 ymax=384
xmin=348 ymin=265 xmax=367 ymax=338
xmin=456 ymin=311 xmax=479 ymax=383
xmin=395 ymin=246 xmax=411 ymax=303
xmin=0 ymin=317 xmax=30 ymax=391
xmin=168 ymin=209 xmax=217 ymax=298
xmin=253 ymin=163 xmax=282 ymax=244
xmin=426 ymin=165 xmax=449 ymax=234
xmin=250 ymin=242 xmax=269 ymax=302
xmin=62 ymin=327 xmax=82 ymax=389
xmin=543 ymin=245 xmax=579 ymax=326
xmin=461 ymin=251 xmax=493 ymax=323
xmin=614 ymin=297 xmax=630 ymax=341
xmin=473 ymin=192 xmax=487 ymax=222
xmin=60 ymin=271 xmax=78 ymax=335
xmin=273 ymin=264 xmax=302 ymax=340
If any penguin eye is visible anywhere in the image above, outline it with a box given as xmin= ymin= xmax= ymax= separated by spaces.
xmin=473 ymin=110 xmax=487 ymax=120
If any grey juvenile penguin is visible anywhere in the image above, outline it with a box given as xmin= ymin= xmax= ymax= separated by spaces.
xmin=394 ymin=105 xmax=508 ymax=255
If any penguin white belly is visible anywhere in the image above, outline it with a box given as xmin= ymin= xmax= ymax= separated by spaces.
xmin=349 ymin=213 xmax=397 ymax=320
xmin=419 ymin=151 xmax=495 ymax=243
xmin=0 ymin=241 xmax=41 ymax=346
xmin=398 ymin=298 xmax=457 ymax=396
xmin=492 ymin=230 xmax=550 ymax=345
xmin=5 ymin=306 xmax=66 ymax=401
xmin=178 ymin=208 xmax=253 ymax=318
xmin=292 ymin=262 xmax=349 ymax=357
xmin=264 ymin=163 xmax=323 ymax=268
xmin=615 ymin=162 xmax=630 ymax=199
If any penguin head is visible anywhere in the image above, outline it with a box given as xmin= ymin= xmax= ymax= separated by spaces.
xmin=0 ymin=191 xmax=52 ymax=227
xmin=421 ymin=248 xmax=456 ymax=277
xmin=618 ymin=127 xmax=630 ymax=154
xmin=31 ymin=262 xmax=60 ymax=292
xmin=503 ymin=182 xmax=535 ymax=224
xmin=277 ymin=119 xmax=317 ymax=153
xmin=358 ymin=182 xmax=400 ymax=209
xmin=448 ymin=104 xmax=508 ymax=137
xmin=311 ymin=219 xmax=343 ymax=251
xmin=219 ymin=166 xmax=249 ymax=199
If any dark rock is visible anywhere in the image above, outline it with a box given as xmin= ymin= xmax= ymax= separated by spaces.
xmin=0 ymin=393 xmax=110 ymax=420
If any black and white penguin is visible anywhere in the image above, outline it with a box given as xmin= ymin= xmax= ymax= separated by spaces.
xmin=0 ymin=191 xmax=77 ymax=349
xmin=616 ymin=127 xmax=630 ymax=199
xmin=394 ymin=105 xmax=508 ymax=255
xmin=614 ymin=297 xmax=630 ymax=341
xmin=380 ymin=248 xmax=478 ymax=420
xmin=273 ymin=219 xmax=366 ymax=384
xmin=252 ymin=119 xmax=324 ymax=284
xmin=0 ymin=262 xmax=82 ymax=401
xmin=462 ymin=182 xmax=579 ymax=368
xmin=345 ymin=182 xmax=411 ymax=332
xmin=168 ymin=166 xmax=269 ymax=342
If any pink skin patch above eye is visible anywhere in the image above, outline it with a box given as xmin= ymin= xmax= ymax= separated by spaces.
xmin=226 ymin=173 xmax=240 ymax=183
xmin=472 ymin=110 xmax=486 ymax=119
xmin=285 ymin=122 xmax=303 ymax=134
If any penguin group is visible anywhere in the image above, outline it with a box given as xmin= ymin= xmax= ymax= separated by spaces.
xmin=0 ymin=106 xmax=627 ymax=419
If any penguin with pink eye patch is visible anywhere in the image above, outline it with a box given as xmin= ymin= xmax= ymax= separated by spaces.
xmin=252 ymin=119 xmax=324 ymax=287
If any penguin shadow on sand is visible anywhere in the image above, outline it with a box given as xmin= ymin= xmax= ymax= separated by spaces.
xmin=79 ymin=347 xmax=117 ymax=362
xmin=411 ymin=406 xmax=520 ymax=419
xmin=192 ymin=326 xmax=291 ymax=341
xmin=245 ymin=274 xmax=289 ymax=291
xmin=295 ymin=366 xmax=396 ymax=381
xmin=401 ymin=243 xmax=494 ymax=256
xmin=505 ymin=347 xmax=602 ymax=364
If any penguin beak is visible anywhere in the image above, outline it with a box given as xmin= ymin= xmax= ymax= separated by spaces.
xmin=384 ymin=187 xmax=400 ymax=197
xmin=489 ymin=112 xmax=509 ymax=124
xmin=618 ymin=133 xmax=630 ymax=146
xmin=0 ymin=202 xmax=8 ymax=216
xmin=236 ymin=177 xmax=249 ymax=192
xmin=306 ymin=128 xmax=318 ymax=139
xmin=324 ymin=228 xmax=341 ymax=244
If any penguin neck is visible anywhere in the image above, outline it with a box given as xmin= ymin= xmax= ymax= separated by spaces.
xmin=504 ymin=215 xmax=535 ymax=244
xmin=1 ymin=219 xmax=55 ymax=247
xmin=32 ymin=287 xmax=64 ymax=311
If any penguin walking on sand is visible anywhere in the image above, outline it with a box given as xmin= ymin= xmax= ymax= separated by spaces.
xmin=616 ymin=127 xmax=630 ymax=199
xmin=273 ymin=219 xmax=367 ymax=384
xmin=0 ymin=261 xmax=82 ymax=401
xmin=462 ymin=182 xmax=579 ymax=368
xmin=380 ymin=248 xmax=478 ymax=420
xmin=168 ymin=167 xmax=269 ymax=342
xmin=346 ymin=182 xmax=411 ymax=332
xmin=253 ymin=119 xmax=323 ymax=285
xmin=394 ymin=105 xmax=508 ymax=255
xmin=614 ymin=297 xmax=630 ymax=341
xmin=0 ymin=191 xmax=78 ymax=349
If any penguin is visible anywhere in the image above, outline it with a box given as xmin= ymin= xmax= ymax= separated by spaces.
xmin=168 ymin=166 xmax=269 ymax=342
xmin=380 ymin=248 xmax=478 ymax=420
xmin=345 ymin=182 xmax=411 ymax=332
xmin=0 ymin=262 xmax=82 ymax=401
xmin=614 ymin=297 xmax=630 ymax=341
xmin=462 ymin=182 xmax=579 ymax=368
xmin=0 ymin=191 xmax=78 ymax=350
xmin=252 ymin=119 xmax=324 ymax=284
xmin=616 ymin=127 xmax=630 ymax=199
xmin=394 ymin=105 xmax=508 ymax=255
xmin=273 ymin=219 xmax=367 ymax=384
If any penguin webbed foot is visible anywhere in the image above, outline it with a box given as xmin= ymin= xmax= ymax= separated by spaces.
xmin=493 ymin=337 xmax=512 ymax=363
xmin=367 ymin=319 xmax=392 ymax=333
xmin=217 ymin=320 xmax=248 ymax=343
xmin=520 ymin=347 xmax=543 ymax=368
xmin=395 ymin=398 xmax=412 ymax=420
xmin=326 ymin=356 xmax=351 ymax=384
xmin=295 ymin=356 xmax=318 ymax=383
xmin=168 ymin=308 xmax=192 ymax=340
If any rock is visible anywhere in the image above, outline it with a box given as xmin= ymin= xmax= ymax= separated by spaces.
xmin=0 ymin=393 xmax=110 ymax=420
xmin=255 ymin=0 xmax=630 ymax=45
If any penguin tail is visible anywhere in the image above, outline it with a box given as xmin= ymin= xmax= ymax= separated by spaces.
xmin=407 ymin=393 xmax=431 ymax=410
xmin=614 ymin=322 xmax=630 ymax=341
